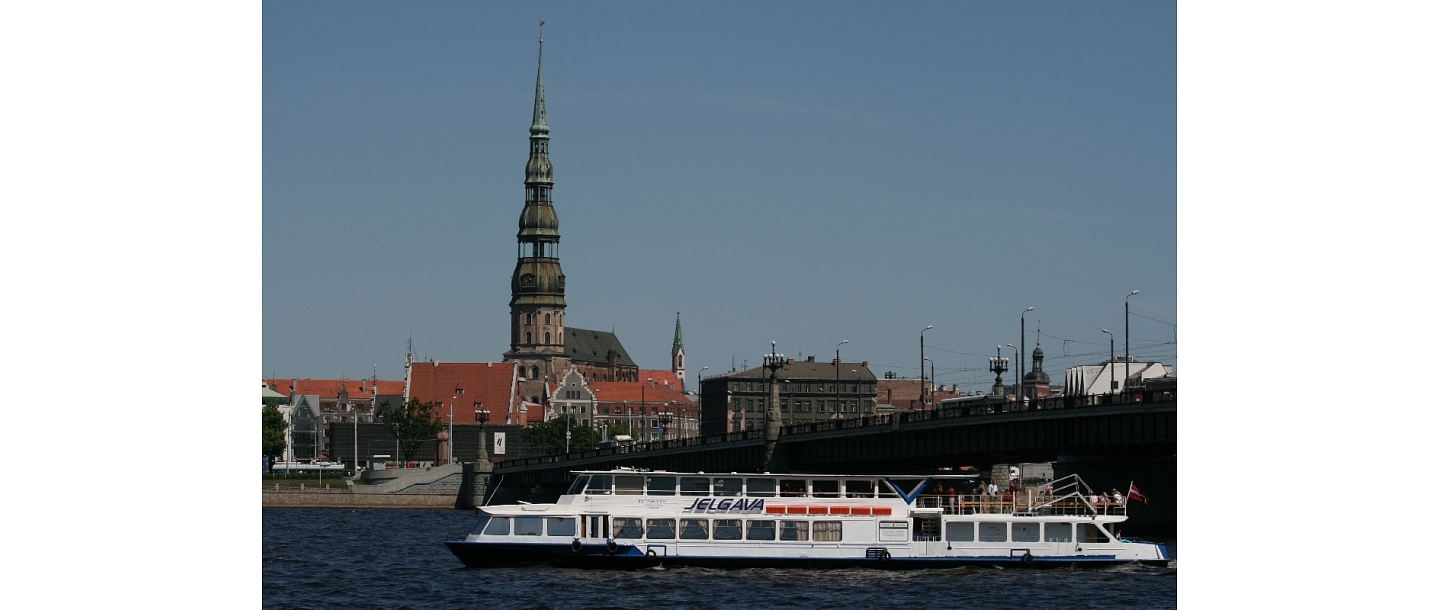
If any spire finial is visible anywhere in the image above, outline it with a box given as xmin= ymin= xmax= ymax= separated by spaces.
xmin=673 ymin=311 xmax=684 ymax=351
xmin=530 ymin=27 xmax=548 ymax=135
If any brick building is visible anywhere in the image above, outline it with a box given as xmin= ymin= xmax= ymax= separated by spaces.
xmin=699 ymin=357 xmax=878 ymax=436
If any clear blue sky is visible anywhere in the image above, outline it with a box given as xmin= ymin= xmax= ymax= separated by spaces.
xmin=263 ymin=1 xmax=1177 ymax=391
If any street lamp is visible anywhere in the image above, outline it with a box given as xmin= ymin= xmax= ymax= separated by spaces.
xmin=923 ymin=357 xmax=934 ymax=410
xmin=1125 ymin=290 xmax=1139 ymax=398
xmin=1102 ymin=329 xmax=1115 ymax=397
xmin=474 ymin=408 xmax=490 ymax=463
xmin=1006 ymin=344 xmax=1020 ymax=403
xmin=836 ymin=340 xmax=848 ymax=418
xmin=642 ymin=377 xmax=653 ymax=442
xmin=989 ymin=345 xmax=1009 ymax=397
xmin=1020 ymin=307 xmax=1034 ymax=385
xmin=920 ymin=326 xmax=933 ymax=408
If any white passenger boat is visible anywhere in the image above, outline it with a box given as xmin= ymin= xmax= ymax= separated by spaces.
xmin=446 ymin=468 xmax=1169 ymax=568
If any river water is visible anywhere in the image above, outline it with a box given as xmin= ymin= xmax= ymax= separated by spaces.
xmin=263 ymin=508 xmax=1176 ymax=609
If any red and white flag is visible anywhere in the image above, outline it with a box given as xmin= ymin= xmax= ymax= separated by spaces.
xmin=1127 ymin=482 xmax=1149 ymax=505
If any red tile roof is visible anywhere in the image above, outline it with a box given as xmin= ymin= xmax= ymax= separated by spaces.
xmin=264 ymin=378 xmax=404 ymax=400
xmin=589 ymin=379 xmax=695 ymax=406
xmin=407 ymin=361 xmax=525 ymax=425
xmin=639 ymin=369 xmax=684 ymax=391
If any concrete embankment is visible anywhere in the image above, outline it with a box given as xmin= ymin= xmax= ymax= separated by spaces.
xmin=263 ymin=462 xmax=491 ymax=509
xmin=262 ymin=489 xmax=459 ymax=508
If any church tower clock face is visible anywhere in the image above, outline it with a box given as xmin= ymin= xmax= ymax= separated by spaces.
xmin=521 ymin=273 xmax=536 ymax=287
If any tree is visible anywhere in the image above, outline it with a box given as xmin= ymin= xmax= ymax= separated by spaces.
xmin=523 ymin=416 xmax=601 ymax=454
xmin=380 ymin=398 xmax=444 ymax=463
xmin=606 ymin=420 xmax=632 ymax=439
xmin=262 ymin=404 xmax=288 ymax=471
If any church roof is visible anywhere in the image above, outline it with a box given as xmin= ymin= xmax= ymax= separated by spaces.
xmin=264 ymin=378 xmax=405 ymax=400
xmin=564 ymin=327 xmax=637 ymax=368
xmin=589 ymin=380 xmax=694 ymax=405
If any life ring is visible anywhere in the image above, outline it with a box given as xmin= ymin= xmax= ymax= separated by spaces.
xmin=645 ymin=549 xmax=657 ymax=560
xmin=1021 ymin=552 xmax=1034 ymax=565
xmin=571 ymin=539 xmax=582 ymax=553
xmin=606 ymin=539 xmax=619 ymax=554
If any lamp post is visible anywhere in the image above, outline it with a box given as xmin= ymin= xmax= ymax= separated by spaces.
xmin=449 ymin=395 xmax=456 ymax=465
xmin=642 ymin=377 xmax=652 ymax=442
xmin=923 ymin=357 xmax=934 ymax=410
xmin=474 ymin=408 xmax=489 ymax=463
xmin=836 ymin=340 xmax=848 ymax=418
xmin=1102 ymin=329 xmax=1115 ymax=397
xmin=989 ymin=345 xmax=1009 ymax=398
xmin=920 ymin=325 xmax=933 ymax=408
xmin=1006 ymin=344 xmax=1020 ymax=403
xmin=1020 ymin=306 xmax=1034 ymax=381
xmin=1125 ymin=290 xmax=1139 ymax=398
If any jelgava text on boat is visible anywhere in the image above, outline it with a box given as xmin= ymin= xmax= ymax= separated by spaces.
xmin=445 ymin=469 xmax=1169 ymax=568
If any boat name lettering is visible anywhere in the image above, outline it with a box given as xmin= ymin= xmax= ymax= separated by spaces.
xmin=682 ymin=498 xmax=765 ymax=511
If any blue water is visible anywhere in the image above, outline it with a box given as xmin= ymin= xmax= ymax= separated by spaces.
xmin=263 ymin=508 xmax=1176 ymax=609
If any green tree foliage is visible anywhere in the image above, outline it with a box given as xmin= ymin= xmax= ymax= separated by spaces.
xmin=262 ymin=404 xmax=288 ymax=468
xmin=523 ymin=415 xmax=601 ymax=454
xmin=380 ymin=398 xmax=445 ymax=463
xmin=606 ymin=420 xmax=632 ymax=439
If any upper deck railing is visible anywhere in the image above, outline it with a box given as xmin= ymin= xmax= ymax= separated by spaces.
xmin=497 ymin=391 xmax=1175 ymax=469
xmin=911 ymin=474 xmax=1128 ymax=517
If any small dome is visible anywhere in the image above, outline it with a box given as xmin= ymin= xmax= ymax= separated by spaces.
xmin=518 ymin=203 xmax=560 ymax=237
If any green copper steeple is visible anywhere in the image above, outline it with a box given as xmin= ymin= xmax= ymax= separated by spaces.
xmin=672 ymin=312 xmax=684 ymax=351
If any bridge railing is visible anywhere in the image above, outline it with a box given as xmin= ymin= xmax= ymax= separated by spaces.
xmin=496 ymin=390 xmax=1175 ymax=468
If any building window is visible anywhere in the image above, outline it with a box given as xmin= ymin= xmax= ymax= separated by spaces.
xmin=545 ymin=313 xmax=551 ymax=324
xmin=530 ymin=366 xmax=539 ymax=379
xmin=526 ymin=332 xmax=532 ymax=344
xmin=780 ymin=399 xmax=788 ymax=412
xmin=545 ymin=332 xmax=550 ymax=343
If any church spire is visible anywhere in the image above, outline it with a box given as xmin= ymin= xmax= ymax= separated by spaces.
xmin=530 ymin=37 xmax=548 ymax=136
xmin=671 ymin=311 xmax=686 ymax=388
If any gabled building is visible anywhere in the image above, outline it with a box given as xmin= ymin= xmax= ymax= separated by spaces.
xmin=264 ymin=377 xmax=405 ymax=423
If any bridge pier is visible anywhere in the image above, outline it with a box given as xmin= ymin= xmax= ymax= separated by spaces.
xmin=1054 ymin=451 xmax=1175 ymax=536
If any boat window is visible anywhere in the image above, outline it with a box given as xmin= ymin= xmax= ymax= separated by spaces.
xmin=514 ymin=517 xmax=544 ymax=536
xmin=547 ymin=517 xmax=576 ymax=537
xmin=746 ymin=520 xmax=776 ymax=540
xmin=483 ymin=516 xmax=511 ymax=536
xmin=779 ymin=520 xmax=809 ymax=541
xmin=745 ymin=478 xmax=776 ymax=497
xmin=1044 ymin=522 xmax=1072 ymax=542
xmin=1078 ymin=523 xmax=1109 ymax=543
xmin=713 ymin=519 xmax=742 ymax=540
xmin=585 ymin=475 xmax=613 ymax=495
xmin=645 ymin=519 xmax=676 ymax=539
xmin=646 ymin=476 xmax=676 ymax=496
xmin=567 ymin=477 xmax=590 ymax=495
xmin=813 ymin=521 xmax=842 ymax=541
xmin=679 ymin=519 xmax=710 ymax=540
xmin=713 ymin=477 xmax=743 ymax=497
xmin=811 ymin=480 xmax=839 ymax=498
xmin=615 ymin=475 xmax=644 ymax=495
xmin=844 ymin=480 xmax=874 ymax=498
xmin=945 ymin=521 xmax=974 ymax=542
xmin=1012 ymin=522 xmax=1040 ymax=542
xmin=614 ymin=518 xmax=644 ymax=539
xmin=978 ymin=522 xmax=1007 ymax=542
xmin=779 ymin=479 xmax=808 ymax=497
xmin=470 ymin=514 xmax=493 ymax=535
xmin=680 ymin=477 xmax=710 ymax=496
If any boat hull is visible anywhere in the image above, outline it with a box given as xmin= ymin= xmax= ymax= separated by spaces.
xmin=444 ymin=540 xmax=1170 ymax=569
